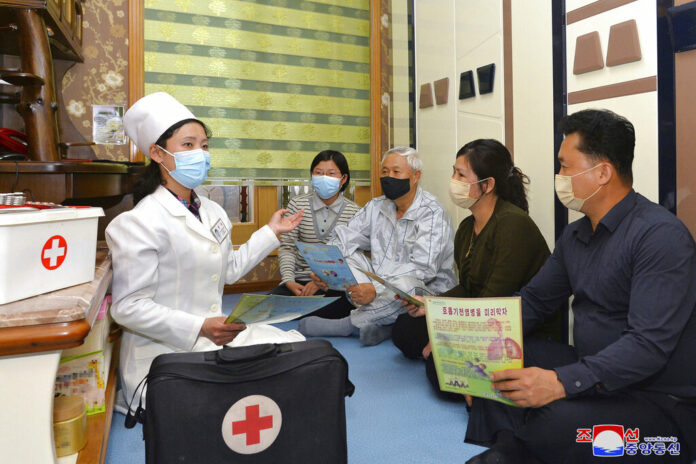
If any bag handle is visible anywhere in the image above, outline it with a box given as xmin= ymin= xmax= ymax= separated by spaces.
xmin=204 ymin=343 xmax=277 ymax=364
xmin=124 ymin=375 xmax=148 ymax=428
xmin=152 ymin=340 xmax=355 ymax=398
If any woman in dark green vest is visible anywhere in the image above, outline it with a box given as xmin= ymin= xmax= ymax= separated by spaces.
xmin=392 ymin=139 xmax=559 ymax=399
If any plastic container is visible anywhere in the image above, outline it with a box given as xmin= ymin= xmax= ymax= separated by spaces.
xmin=61 ymin=294 xmax=112 ymax=356
xmin=56 ymin=295 xmax=114 ymax=415
xmin=0 ymin=206 xmax=103 ymax=304
xmin=53 ymin=395 xmax=87 ymax=457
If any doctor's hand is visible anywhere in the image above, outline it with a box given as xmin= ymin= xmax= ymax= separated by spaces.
xmin=346 ymin=283 xmax=376 ymax=306
xmin=199 ymin=317 xmax=246 ymax=345
xmin=310 ymin=272 xmax=329 ymax=292
xmin=268 ymin=208 xmax=304 ymax=235
xmin=490 ymin=367 xmax=566 ymax=408
xmin=396 ymin=294 xmax=425 ymax=317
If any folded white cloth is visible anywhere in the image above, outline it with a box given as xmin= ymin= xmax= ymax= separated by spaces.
xmin=228 ymin=324 xmax=305 ymax=347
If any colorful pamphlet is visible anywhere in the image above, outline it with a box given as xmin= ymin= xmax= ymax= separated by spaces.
xmin=424 ymin=296 xmax=523 ymax=406
xmin=356 ymin=268 xmax=424 ymax=307
xmin=224 ymin=294 xmax=339 ymax=325
xmin=295 ymin=241 xmax=358 ymax=291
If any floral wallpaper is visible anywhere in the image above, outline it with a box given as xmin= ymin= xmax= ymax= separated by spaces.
xmin=60 ymin=0 xmax=129 ymax=161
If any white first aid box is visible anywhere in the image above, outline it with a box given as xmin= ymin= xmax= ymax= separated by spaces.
xmin=0 ymin=207 xmax=104 ymax=304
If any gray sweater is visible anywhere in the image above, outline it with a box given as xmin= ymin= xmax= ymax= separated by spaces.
xmin=278 ymin=192 xmax=361 ymax=284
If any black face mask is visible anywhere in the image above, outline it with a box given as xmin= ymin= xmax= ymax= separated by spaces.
xmin=380 ymin=176 xmax=411 ymax=200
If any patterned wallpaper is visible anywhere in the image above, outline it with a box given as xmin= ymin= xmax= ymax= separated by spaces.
xmin=59 ymin=0 xmax=130 ymax=161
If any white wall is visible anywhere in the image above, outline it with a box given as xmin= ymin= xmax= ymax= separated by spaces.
xmin=454 ymin=1 xmax=505 ymax=153
xmin=414 ymin=0 xmax=459 ymax=224
xmin=415 ymin=0 xmax=504 ymax=228
xmin=510 ymin=0 xmax=556 ymax=247
xmin=415 ymin=0 xmax=555 ymax=246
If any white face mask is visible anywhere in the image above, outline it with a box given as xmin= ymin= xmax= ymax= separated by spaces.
xmin=554 ymin=163 xmax=604 ymax=212
xmin=448 ymin=177 xmax=489 ymax=209
xmin=158 ymin=146 xmax=211 ymax=189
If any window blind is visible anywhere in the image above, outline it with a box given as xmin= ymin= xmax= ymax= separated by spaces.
xmin=143 ymin=0 xmax=371 ymax=183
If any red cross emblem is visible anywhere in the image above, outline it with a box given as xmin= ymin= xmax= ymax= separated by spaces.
xmin=41 ymin=235 xmax=67 ymax=270
xmin=221 ymin=395 xmax=282 ymax=454
xmin=232 ymin=404 xmax=273 ymax=446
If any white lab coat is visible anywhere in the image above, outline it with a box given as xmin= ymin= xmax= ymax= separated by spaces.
xmin=105 ymin=186 xmax=281 ymax=404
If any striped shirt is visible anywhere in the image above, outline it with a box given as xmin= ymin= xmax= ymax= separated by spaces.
xmin=279 ymin=192 xmax=361 ymax=284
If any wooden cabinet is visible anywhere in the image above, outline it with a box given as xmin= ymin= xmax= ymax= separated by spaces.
xmin=0 ymin=0 xmax=84 ymax=163
xmin=0 ymin=1 xmax=142 ymax=208
xmin=0 ymin=0 xmax=84 ymax=61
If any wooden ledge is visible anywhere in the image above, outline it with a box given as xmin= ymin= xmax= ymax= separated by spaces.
xmin=0 ymin=319 xmax=91 ymax=356
xmin=0 ymin=160 xmax=142 ymax=174
xmin=224 ymin=279 xmax=280 ymax=294
xmin=0 ymin=71 xmax=44 ymax=86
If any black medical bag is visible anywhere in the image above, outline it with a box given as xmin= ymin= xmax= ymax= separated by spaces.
xmin=129 ymin=339 xmax=354 ymax=464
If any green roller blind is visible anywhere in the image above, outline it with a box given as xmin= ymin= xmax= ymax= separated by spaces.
xmin=143 ymin=0 xmax=371 ymax=183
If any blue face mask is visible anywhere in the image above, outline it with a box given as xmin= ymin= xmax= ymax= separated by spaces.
xmin=312 ymin=175 xmax=342 ymax=199
xmin=158 ymin=146 xmax=210 ymax=189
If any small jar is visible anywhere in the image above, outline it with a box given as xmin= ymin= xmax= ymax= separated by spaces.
xmin=53 ymin=395 xmax=87 ymax=457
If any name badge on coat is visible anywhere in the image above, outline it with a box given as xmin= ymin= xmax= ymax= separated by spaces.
xmin=211 ymin=218 xmax=229 ymax=244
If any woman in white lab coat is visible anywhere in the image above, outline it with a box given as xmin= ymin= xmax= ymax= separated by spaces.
xmin=105 ymin=92 xmax=303 ymax=406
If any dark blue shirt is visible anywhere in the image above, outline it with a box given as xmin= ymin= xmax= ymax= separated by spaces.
xmin=521 ymin=190 xmax=696 ymax=398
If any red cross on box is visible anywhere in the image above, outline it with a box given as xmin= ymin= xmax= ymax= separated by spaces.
xmin=232 ymin=404 xmax=273 ymax=446
xmin=41 ymin=235 xmax=67 ymax=270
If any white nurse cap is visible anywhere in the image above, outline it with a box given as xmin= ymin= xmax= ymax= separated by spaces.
xmin=123 ymin=92 xmax=196 ymax=156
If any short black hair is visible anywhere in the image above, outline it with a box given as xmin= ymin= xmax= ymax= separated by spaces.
xmin=558 ymin=109 xmax=634 ymax=183
xmin=310 ymin=150 xmax=350 ymax=192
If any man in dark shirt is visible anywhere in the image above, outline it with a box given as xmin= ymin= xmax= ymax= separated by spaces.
xmin=467 ymin=109 xmax=696 ymax=463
